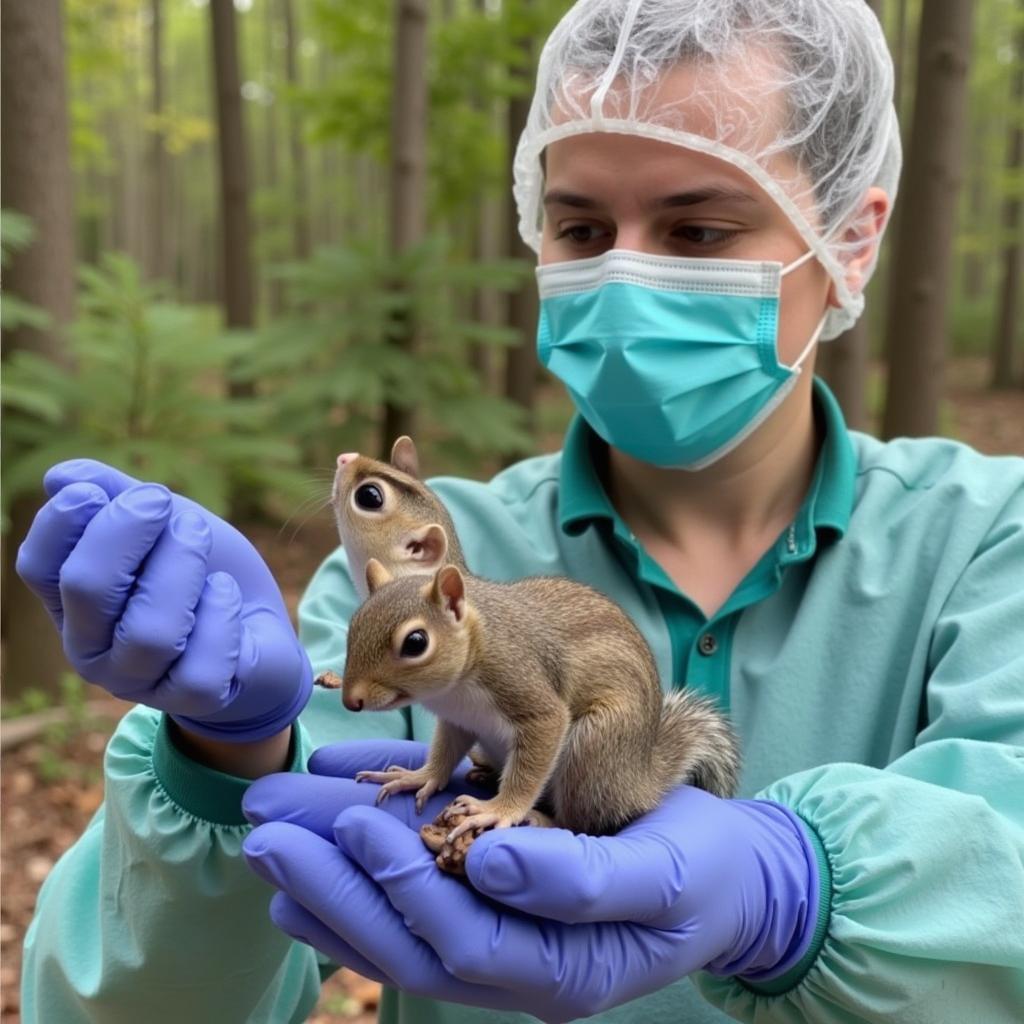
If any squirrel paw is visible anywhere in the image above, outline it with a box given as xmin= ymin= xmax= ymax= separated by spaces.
xmin=355 ymin=765 xmax=441 ymax=809
xmin=421 ymin=800 xmax=554 ymax=875
xmin=314 ymin=671 xmax=343 ymax=689
xmin=464 ymin=764 xmax=500 ymax=789
xmin=442 ymin=795 xmax=523 ymax=841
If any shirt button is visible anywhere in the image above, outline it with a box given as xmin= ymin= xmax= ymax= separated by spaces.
xmin=698 ymin=633 xmax=718 ymax=656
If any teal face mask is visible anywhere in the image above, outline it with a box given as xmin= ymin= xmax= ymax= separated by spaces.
xmin=536 ymin=249 xmax=826 ymax=469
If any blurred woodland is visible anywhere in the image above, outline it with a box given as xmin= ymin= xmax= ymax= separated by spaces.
xmin=1 ymin=0 xmax=1022 ymax=697
xmin=0 ymin=2 xmax=1022 ymax=1021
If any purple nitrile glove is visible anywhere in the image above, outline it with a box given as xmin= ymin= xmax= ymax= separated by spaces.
xmin=242 ymin=739 xmax=823 ymax=1022
xmin=15 ymin=459 xmax=312 ymax=742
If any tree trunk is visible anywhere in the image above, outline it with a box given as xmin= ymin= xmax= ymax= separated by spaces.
xmin=145 ymin=0 xmax=168 ymax=283
xmin=470 ymin=185 xmax=505 ymax=390
xmin=1 ymin=0 xmax=77 ymax=697
xmin=468 ymin=0 xmax=501 ymax=387
xmin=962 ymin=158 xmax=987 ymax=301
xmin=882 ymin=0 xmax=975 ymax=439
xmin=282 ymin=0 xmax=311 ymax=263
xmin=263 ymin=0 xmax=284 ymax=315
xmin=503 ymin=21 xmax=538 ymax=464
xmin=990 ymin=10 xmax=1024 ymax=389
xmin=382 ymin=0 xmax=429 ymax=453
xmin=893 ymin=0 xmax=909 ymax=123
xmin=209 ymin=0 xmax=256 ymax=334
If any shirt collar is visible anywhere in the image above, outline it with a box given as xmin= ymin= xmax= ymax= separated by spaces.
xmin=558 ymin=376 xmax=856 ymax=548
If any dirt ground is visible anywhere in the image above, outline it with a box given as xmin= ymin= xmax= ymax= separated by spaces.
xmin=2 ymin=359 xmax=1021 ymax=1022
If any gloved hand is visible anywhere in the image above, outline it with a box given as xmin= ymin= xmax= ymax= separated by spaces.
xmin=242 ymin=739 xmax=823 ymax=1022
xmin=15 ymin=459 xmax=312 ymax=742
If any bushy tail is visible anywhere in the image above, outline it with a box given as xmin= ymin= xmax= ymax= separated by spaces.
xmin=654 ymin=690 xmax=740 ymax=798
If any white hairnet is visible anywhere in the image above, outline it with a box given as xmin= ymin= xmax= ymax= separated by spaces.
xmin=514 ymin=0 xmax=902 ymax=340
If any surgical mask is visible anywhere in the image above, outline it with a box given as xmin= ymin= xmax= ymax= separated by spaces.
xmin=535 ymin=248 xmax=827 ymax=470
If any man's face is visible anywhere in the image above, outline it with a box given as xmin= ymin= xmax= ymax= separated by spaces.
xmin=538 ymin=62 xmax=836 ymax=367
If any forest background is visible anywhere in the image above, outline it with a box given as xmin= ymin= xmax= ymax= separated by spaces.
xmin=0 ymin=1 xmax=1022 ymax=1020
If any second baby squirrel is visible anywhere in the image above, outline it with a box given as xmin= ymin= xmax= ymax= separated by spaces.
xmin=320 ymin=437 xmax=740 ymax=865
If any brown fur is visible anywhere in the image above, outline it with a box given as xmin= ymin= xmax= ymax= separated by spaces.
xmin=329 ymin=438 xmax=741 ymax=840
xmin=331 ymin=437 xmax=466 ymax=600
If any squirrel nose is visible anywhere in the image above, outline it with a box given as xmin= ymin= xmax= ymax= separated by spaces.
xmin=336 ymin=452 xmax=358 ymax=469
xmin=343 ymin=693 xmax=364 ymax=712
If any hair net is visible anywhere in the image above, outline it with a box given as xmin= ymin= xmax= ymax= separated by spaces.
xmin=513 ymin=0 xmax=902 ymax=340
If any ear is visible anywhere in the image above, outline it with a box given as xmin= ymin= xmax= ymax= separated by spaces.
xmin=390 ymin=436 xmax=420 ymax=479
xmin=827 ymin=186 xmax=890 ymax=308
xmin=365 ymin=558 xmax=393 ymax=594
xmin=402 ymin=523 xmax=448 ymax=568
xmin=431 ymin=565 xmax=466 ymax=623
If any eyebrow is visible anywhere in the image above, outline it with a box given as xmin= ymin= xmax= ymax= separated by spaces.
xmin=542 ymin=187 xmax=757 ymax=209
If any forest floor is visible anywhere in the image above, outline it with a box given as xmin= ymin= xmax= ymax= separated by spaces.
xmin=2 ymin=357 xmax=1021 ymax=1023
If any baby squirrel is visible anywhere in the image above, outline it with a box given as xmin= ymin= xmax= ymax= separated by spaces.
xmin=319 ymin=437 xmax=740 ymax=867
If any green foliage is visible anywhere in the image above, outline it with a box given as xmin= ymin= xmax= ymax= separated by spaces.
xmin=0 ymin=687 xmax=54 ymax=720
xmin=950 ymin=298 xmax=998 ymax=357
xmin=2 ymin=253 xmax=310 ymax=524
xmin=1 ymin=210 xmax=52 ymax=332
xmin=304 ymin=0 xmax=566 ymax=225
xmin=251 ymin=233 xmax=534 ymax=471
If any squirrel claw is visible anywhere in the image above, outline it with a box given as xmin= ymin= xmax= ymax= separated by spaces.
xmin=356 ymin=766 xmax=445 ymax=809
xmin=443 ymin=795 xmax=524 ymax=841
xmin=413 ymin=778 xmax=441 ymax=813
xmin=446 ymin=810 xmax=514 ymax=842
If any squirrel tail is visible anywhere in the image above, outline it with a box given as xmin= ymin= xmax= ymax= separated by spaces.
xmin=654 ymin=690 xmax=740 ymax=799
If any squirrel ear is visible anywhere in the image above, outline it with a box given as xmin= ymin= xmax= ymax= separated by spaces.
xmin=404 ymin=523 xmax=448 ymax=568
xmin=390 ymin=436 xmax=420 ymax=479
xmin=365 ymin=558 xmax=393 ymax=594
xmin=432 ymin=565 xmax=466 ymax=623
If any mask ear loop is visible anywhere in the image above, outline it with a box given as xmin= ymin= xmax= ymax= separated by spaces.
xmin=787 ymin=314 xmax=828 ymax=372
xmin=779 ymin=247 xmax=827 ymax=371
xmin=780 ymin=247 xmax=819 ymax=277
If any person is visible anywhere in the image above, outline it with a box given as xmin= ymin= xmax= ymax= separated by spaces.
xmin=15 ymin=0 xmax=1024 ymax=1021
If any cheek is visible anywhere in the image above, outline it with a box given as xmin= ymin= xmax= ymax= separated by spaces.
xmin=538 ymin=227 xmax=556 ymax=266
xmin=776 ymin=273 xmax=831 ymax=365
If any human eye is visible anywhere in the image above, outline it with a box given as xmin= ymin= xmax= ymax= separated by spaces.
xmin=552 ymin=222 xmax=612 ymax=247
xmin=671 ymin=225 xmax=738 ymax=248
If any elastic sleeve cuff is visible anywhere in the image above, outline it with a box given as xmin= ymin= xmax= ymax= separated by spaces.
xmin=153 ymin=714 xmax=306 ymax=825
xmin=738 ymin=812 xmax=834 ymax=996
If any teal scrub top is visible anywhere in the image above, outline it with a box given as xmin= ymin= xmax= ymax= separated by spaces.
xmin=21 ymin=380 xmax=1024 ymax=1024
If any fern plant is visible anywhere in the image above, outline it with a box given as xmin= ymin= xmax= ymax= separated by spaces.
xmin=251 ymin=232 xmax=535 ymax=473
xmin=1 ymin=210 xmax=52 ymax=332
xmin=2 ymin=252 xmax=309 ymax=524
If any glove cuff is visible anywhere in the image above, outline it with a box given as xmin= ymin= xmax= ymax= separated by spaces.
xmin=737 ymin=798 xmax=831 ymax=991
xmin=704 ymin=799 xmax=831 ymax=986
xmin=171 ymin=659 xmax=314 ymax=743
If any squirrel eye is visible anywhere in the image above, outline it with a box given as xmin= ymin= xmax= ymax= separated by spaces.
xmin=354 ymin=483 xmax=384 ymax=510
xmin=399 ymin=629 xmax=429 ymax=658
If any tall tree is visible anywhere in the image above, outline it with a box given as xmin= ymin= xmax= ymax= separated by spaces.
xmin=209 ymin=0 xmax=256 ymax=334
xmin=815 ymin=0 xmax=884 ymax=432
xmin=262 ymin=0 xmax=284 ymax=315
xmin=991 ymin=5 xmax=1024 ymax=389
xmin=503 ymin=16 xmax=539 ymax=462
xmin=1 ymin=0 xmax=77 ymax=696
xmin=145 ymin=0 xmax=168 ymax=283
xmin=882 ymin=0 xmax=975 ymax=439
xmin=382 ymin=0 xmax=429 ymax=451
xmin=892 ymin=0 xmax=910 ymax=123
xmin=282 ymin=0 xmax=311 ymax=263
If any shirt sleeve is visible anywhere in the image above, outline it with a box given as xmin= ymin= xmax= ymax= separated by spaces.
xmin=20 ymin=548 xmax=399 ymax=1023
xmin=20 ymin=707 xmax=323 ymax=1023
xmin=695 ymin=485 xmax=1024 ymax=1022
